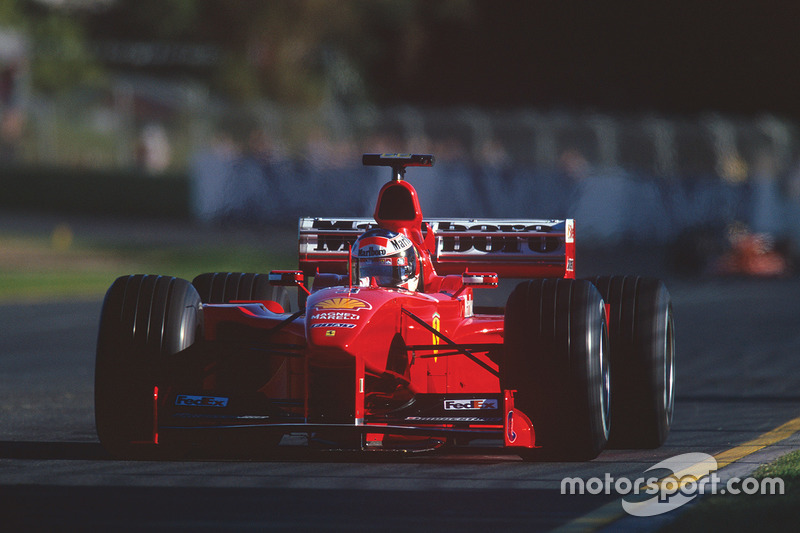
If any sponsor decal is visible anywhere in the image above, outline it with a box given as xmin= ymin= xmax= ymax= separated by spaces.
xmin=311 ymin=311 xmax=361 ymax=321
xmin=175 ymin=394 xmax=229 ymax=407
xmin=305 ymin=219 xmax=373 ymax=252
xmin=354 ymin=233 xmax=412 ymax=257
xmin=358 ymin=247 xmax=387 ymax=257
xmin=406 ymin=416 xmax=503 ymax=423
xmin=390 ymin=235 xmax=412 ymax=251
xmin=435 ymin=221 xmax=561 ymax=254
xmin=325 ymin=330 xmax=336 ymax=337
xmin=566 ymin=219 xmax=575 ymax=243
xmin=311 ymin=323 xmax=357 ymax=329
xmin=302 ymin=218 xmax=566 ymax=255
xmin=314 ymin=297 xmax=372 ymax=311
xmin=361 ymin=256 xmax=407 ymax=266
xmin=443 ymin=399 xmax=499 ymax=410
xmin=334 ymin=287 xmax=359 ymax=294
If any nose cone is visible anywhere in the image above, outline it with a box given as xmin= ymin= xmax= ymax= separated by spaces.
xmin=304 ymin=288 xmax=401 ymax=368
xmin=305 ymin=291 xmax=376 ymax=355
xmin=307 ymin=298 xmax=366 ymax=347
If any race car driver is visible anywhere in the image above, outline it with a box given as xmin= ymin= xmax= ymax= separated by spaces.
xmin=351 ymin=228 xmax=420 ymax=291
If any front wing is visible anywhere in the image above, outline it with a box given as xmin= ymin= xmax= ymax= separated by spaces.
xmin=157 ymin=389 xmax=535 ymax=451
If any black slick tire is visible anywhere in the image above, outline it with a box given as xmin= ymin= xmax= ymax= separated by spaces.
xmin=503 ymin=278 xmax=610 ymax=461
xmin=588 ymin=276 xmax=675 ymax=448
xmin=95 ymin=275 xmax=203 ymax=458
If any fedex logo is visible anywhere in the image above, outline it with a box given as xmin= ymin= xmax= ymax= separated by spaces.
xmin=175 ymin=395 xmax=229 ymax=407
xmin=443 ymin=399 xmax=499 ymax=410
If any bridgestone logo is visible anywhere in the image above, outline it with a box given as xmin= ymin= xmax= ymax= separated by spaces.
xmin=443 ymin=399 xmax=498 ymax=410
xmin=175 ymin=395 xmax=229 ymax=408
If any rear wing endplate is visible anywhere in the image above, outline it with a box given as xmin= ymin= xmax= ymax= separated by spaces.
xmin=298 ymin=218 xmax=575 ymax=279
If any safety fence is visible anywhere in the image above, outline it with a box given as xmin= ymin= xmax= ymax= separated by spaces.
xmin=4 ymin=85 xmax=800 ymax=244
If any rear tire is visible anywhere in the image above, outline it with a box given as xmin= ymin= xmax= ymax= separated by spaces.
xmin=588 ymin=276 xmax=675 ymax=448
xmin=192 ymin=272 xmax=292 ymax=312
xmin=95 ymin=275 xmax=203 ymax=458
xmin=192 ymin=272 xmax=290 ymax=450
xmin=503 ymin=279 xmax=610 ymax=460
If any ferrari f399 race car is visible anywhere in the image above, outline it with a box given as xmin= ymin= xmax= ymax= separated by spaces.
xmin=95 ymin=154 xmax=675 ymax=460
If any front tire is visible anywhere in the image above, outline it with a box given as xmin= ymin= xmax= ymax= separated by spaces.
xmin=95 ymin=275 xmax=203 ymax=458
xmin=503 ymin=279 xmax=610 ymax=460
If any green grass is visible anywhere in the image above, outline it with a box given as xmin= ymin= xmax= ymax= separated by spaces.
xmin=0 ymin=233 xmax=296 ymax=303
xmin=663 ymin=449 xmax=800 ymax=531
xmin=102 ymin=245 xmax=293 ymax=280
xmin=0 ymin=271 xmax=121 ymax=302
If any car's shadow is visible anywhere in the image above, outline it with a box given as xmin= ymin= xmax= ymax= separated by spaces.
xmin=0 ymin=440 xmax=519 ymax=464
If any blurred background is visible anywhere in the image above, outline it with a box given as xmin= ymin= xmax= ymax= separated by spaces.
xmin=2 ymin=0 xmax=800 ymax=284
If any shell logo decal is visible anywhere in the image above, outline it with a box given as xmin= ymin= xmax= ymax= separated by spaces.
xmin=313 ymin=297 xmax=372 ymax=311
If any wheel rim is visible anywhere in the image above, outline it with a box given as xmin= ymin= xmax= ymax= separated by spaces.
xmin=600 ymin=314 xmax=611 ymax=437
xmin=663 ymin=312 xmax=675 ymax=423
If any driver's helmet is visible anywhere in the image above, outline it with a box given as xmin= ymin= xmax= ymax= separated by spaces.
xmin=351 ymin=228 xmax=419 ymax=291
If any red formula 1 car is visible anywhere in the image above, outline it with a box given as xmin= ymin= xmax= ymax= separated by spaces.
xmin=95 ymin=154 xmax=675 ymax=460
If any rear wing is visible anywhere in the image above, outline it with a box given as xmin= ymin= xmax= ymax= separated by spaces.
xmin=298 ymin=218 xmax=575 ymax=279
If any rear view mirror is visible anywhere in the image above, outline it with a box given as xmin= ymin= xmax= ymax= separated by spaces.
xmin=461 ymin=272 xmax=499 ymax=288
xmin=269 ymin=270 xmax=310 ymax=296
xmin=269 ymin=270 xmax=305 ymax=286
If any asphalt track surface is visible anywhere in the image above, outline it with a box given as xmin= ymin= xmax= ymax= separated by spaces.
xmin=3 ymin=269 xmax=800 ymax=531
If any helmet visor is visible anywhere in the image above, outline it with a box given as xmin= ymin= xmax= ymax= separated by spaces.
xmin=358 ymin=254 xmax=416 ymax=287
